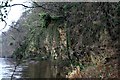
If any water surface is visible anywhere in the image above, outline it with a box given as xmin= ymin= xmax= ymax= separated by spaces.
xmin=0 ymin=58 xmax=66 ymax=80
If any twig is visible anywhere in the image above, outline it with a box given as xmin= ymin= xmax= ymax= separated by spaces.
xmin=0 ymin=3 xmax=58 ymax=12
xmin=9 ymin=25 xmax=20 ymax=32
xmin=0 ymin=2 xmax=58 ymax=31
xmin=10 ymin=61 xmax=21 ymax=80
xmin=0 ymin=20 xmax=7 ymax=31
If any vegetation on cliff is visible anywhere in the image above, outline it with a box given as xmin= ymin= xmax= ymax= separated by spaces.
xmin=1 ymin=1 xmax=119 ymax=78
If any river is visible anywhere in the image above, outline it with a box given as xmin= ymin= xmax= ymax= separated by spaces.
xmin=0 ymin=58 xmax=66 ymax=80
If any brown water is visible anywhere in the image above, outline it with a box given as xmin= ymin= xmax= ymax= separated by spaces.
xmin=0 ymin=58 xmax=66 ymax=80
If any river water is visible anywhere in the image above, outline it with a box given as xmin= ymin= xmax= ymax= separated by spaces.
xmin=0 ymin=58 xmax=66 ymax=80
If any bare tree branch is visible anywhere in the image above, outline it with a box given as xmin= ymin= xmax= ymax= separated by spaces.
xmin=1 ymin=2 xmax=57 ymax=12
xmin=10 ymin=62 xmax=20 ymax=80
xmin=0 ymin=2 xmax=58 ymax=31
xmin=2 ymin=32 xmax=6 ymax=36
xmin=0 ymin=20 xmax=7 ymax=31
xmin=9 ymin=25 xmax=20 ymax=32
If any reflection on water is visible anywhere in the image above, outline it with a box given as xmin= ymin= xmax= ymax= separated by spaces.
xmin=0 ymin=58 xmax=65 ymax=80
xmin=0 ymin=58 xmax=22 ymax=80
xmin=22 ymin=60 xmax=65 ymax=78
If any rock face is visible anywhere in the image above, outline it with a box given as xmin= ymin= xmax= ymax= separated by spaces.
xmin=1 ymin=11 xmax=29 ymax=57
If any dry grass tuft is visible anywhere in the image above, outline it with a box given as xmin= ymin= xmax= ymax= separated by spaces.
xmin=66 ymin=66 xmax=82 ymax=79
